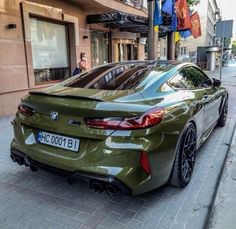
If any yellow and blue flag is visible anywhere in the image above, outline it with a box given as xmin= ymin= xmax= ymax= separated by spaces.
xmin=175 ymin=32 xmax=181 ymax=42
xmin=154 ymin=0 xmax=163 ymax=32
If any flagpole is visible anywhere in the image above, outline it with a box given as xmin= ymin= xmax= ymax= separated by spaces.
xmin=167 ymin=32 xmax=175 ymax=60
xmin=167 ymin=0 xmax=175 ymax=61
xmin=148 ymin=0 xmax=154 ymax=60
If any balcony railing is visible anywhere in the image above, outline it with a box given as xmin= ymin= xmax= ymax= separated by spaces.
xmin=119 ymin=0 xmax=148 ymax=10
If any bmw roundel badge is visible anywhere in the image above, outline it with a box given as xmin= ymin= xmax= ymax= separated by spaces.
xmin=50 ymin=111 xmax=59 ymax=121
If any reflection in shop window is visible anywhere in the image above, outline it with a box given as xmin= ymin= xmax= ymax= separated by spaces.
xmin=91 ymin=31 xmax=109 ymax=68
xmin=30 ymin=18 xmax=70 ymax=84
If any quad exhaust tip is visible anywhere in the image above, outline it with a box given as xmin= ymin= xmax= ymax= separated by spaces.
xmin=11 ymin=153 xmax=124 ymax=196
xmin=90 ymin=182 xmax=105 ymax=193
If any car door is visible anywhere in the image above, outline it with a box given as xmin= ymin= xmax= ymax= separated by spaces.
xmin=184 ymin=66 xmax=222 ymax=133
xmin=167 ymin=69 xmax=205 ymax=143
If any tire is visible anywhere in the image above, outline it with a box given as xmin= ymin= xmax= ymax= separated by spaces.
xmin=217 ymin=98 xmax=228 ymax=127
xmin=169 ymin=122 xmax=197 ymax=188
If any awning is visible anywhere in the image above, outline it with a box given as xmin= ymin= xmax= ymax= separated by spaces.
xmin=87 ymin=12 xmax=171 ymax=37
xmin=87 ymin=12 xmax=147 ymax=35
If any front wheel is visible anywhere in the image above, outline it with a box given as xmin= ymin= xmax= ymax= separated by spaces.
xmin=169 ymin=122 xmax=197 ymax=188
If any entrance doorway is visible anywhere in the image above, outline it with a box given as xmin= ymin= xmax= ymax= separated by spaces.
xmin=114 ymin=40 xmax=138 ymax=62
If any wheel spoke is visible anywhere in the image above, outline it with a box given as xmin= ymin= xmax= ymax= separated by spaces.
xmin=181 ymin=127 xmax=197 ymax=181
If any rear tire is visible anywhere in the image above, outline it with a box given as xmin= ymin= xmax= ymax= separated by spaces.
xmin=217 ymin=98 xmax=228 ymax=127
xmin=169 ymin=122 xmax=197 ymax=188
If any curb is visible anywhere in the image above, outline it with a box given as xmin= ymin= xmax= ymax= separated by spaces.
xmin=203 ymin=119 xmax=236 ymax=229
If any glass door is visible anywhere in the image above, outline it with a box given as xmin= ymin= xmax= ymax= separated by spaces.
xmin=116 ymin=42 xmax=137 ymax=62
xmin=91 ymin=31 xmax=109 ymax=68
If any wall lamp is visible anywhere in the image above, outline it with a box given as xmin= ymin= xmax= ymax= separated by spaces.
xmin=8 ymin=24 xmax=17 ymax=29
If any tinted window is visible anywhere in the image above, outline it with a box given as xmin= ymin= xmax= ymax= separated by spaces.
xmin=184 ymin=67 xmax=212 ymax=88
xmin=65 ymin=62 xmax=176 ymax=90
xmin=168 ymin=70 xmax=195 ymax=89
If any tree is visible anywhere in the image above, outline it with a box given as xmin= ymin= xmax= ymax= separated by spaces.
xmin=231 ymin=40 xmax=236 ymax=56
xmin=187 ymin=0 xmax=200 ymax=7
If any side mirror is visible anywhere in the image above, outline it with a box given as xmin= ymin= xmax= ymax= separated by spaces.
xmin=212 ymin=78 xmax=221 ymax=87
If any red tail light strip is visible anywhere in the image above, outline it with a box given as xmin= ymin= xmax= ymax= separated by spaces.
xmin=84 ymin=107 xmax=164 ymax=130
xmin=18 ymin=104 xmax=34 ymax=117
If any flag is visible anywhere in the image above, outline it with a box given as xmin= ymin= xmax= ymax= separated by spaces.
xmin=162 ymin=0 xmax=172 ymax=15
xmin=179 ymin=10 xmax=192 ymax=38
xmin=176 ymin=0 xmax=191 ymax=30
xmin=162 ymin=0 xmax=177 ymax=32
xmin=179 ymin=29 xmax=192 ymax=38
xmin=175 ymin=32 xmax=181 ymax=42
xmin=190 ymin=12 xmax=202 ymax=38
xmin=172 ymin=0 xmax=178 ymax=32
xmin=154 ymin=0 xmax=163 ymax=32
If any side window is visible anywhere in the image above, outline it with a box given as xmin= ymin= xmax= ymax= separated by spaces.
xmin=168 ymin=70 xmax=195 ymax=89
xmin=185 ymin=67 xmax=212 ymax=88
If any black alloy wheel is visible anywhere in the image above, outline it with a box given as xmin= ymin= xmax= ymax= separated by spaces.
xmin=180 ymin=125 xmax=197 ymax=183
xmin=170 ymin=122 xmax=197 ymax=188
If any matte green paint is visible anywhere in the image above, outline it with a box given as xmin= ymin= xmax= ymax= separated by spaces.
xmin=11 ymin=62 xmax=228 ymax=195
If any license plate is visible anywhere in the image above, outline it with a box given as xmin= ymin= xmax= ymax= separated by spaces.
xmin=37 ymin=131 xmax=80 ymax=152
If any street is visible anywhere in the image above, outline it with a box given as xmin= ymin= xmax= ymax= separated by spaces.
xmin=0 ymin=65 xmax=236 ymax=229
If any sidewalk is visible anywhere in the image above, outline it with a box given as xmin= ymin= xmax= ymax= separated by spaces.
xmin=204 ymin=61 xmax=236 ymax=86
xmin=206 ymin=61 xmax=236 ymax=229
xmin=208 ymin=125 xmax=236 ymax=229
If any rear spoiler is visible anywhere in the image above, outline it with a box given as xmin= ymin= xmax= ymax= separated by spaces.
xmin=29 ymin=91 xmax=104 ymax=102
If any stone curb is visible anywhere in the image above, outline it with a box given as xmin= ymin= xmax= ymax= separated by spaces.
xmin=203 ymin=120 xmax=236 ymax=229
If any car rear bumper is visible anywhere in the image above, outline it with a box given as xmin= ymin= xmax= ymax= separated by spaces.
xmin=10 ymin=147 xmax=131 ymax=195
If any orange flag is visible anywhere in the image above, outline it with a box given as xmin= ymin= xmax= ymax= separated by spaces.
xmin=190 ymin=12 xmax=202 ymax=38
xmin=176 ymin=0 xmax=191 ymax=30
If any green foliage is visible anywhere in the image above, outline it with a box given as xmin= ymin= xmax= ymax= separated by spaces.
xmin=231 ymin=40 xmax=236 ymax=56
xmin=187 ymin=0 xmax=200 ymax=7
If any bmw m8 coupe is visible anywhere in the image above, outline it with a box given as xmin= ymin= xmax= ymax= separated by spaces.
xmin=10 ymin=61 xmax=228 ymax=195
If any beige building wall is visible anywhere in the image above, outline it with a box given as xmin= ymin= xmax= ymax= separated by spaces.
xmin=0 ymin=0 xmax=147 ymax=116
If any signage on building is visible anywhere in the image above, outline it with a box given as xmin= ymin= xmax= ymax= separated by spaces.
xmin=139 ymin=38 xmax=147 ymax=45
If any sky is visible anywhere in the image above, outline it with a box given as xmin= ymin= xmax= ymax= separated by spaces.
xmin=217 ymin=0 xmax=236 ymax=40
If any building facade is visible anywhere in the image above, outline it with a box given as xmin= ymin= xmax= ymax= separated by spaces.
xmin=0 ymin=0 xmax=148 ymax=116
xmin=159 ymin=0 xmax=221 ymax=62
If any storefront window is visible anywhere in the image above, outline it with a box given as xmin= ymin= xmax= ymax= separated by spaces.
xmin=30 ymin=18 xmax=70 ymax=84
xmin=91 ymin=31 xmax=109 ymax=68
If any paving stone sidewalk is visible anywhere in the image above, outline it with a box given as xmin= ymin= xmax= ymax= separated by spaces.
xmin=208 ymin=118 xmax=236 ymax=229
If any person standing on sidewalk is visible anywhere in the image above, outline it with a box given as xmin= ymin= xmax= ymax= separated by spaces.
xmin=79 ymin=52 xmax=88 ymax=73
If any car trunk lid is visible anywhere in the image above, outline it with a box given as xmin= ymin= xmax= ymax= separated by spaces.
xmin=20 ymin=88 xmax=152 ymax=140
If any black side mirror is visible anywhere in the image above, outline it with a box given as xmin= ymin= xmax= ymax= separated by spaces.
xmin=212 ymin=78 xmax=221 ymax=87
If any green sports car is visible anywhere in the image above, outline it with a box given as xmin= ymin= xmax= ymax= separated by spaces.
xmin=10 ymin=61 xmax=228 ymax=195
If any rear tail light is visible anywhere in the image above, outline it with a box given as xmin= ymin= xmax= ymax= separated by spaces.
xmin=140 ymin=152 xmax=151 ymax=175
xmin=84 ymin=107 xmax=164 ymax=130
xmin=18 ymin=104 xmax=34 ymax=117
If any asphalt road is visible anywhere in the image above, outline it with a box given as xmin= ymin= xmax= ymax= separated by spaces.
xmin=0 ymin=65 xmax=236 ymax=229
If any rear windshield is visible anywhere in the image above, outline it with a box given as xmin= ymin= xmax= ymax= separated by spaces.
xmin=65 ymin=62 xmax=175 ymax=90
